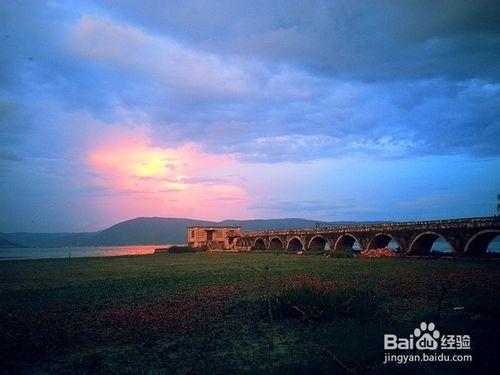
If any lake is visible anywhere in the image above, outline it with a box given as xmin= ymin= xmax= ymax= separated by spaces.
xmin=0 ymin=245 xmax=176 ymax=261
xmin=2 ymin=238 xmax=498 ymax=261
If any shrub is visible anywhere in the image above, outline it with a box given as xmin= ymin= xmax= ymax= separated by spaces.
xmin=266 ymin=284 xmax=380 ymax=322
xmin=161 ymin=246 xmax=199 ymax=253
xmin=328 ymin=250 xmax=354 ymax=258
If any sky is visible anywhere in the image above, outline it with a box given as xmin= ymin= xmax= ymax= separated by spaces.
xmin=1 ymin=0 xmax=499 ymax=232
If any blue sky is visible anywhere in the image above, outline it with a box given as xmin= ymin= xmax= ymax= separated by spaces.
xmin=1 ymin=0 xmax=499 ymax=232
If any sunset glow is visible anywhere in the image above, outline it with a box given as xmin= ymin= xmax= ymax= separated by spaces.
xmin=2 ymin=3 xmax=499 ymax=374
xmin=85 ymin=133 xmax=250 ymax=220
xmin=0 ymin=1 xmax=499 ymax=232
xmin=90 ymin=142 xmax=193 ymax=191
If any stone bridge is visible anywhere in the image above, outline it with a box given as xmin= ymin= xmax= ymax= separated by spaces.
xmin=229 ymin=216 xmax=500 ymax=256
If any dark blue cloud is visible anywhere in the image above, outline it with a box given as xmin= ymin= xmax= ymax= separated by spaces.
xmin=2 ymin=1 xmax=499 ymax=164
xmin=0 ymin=1 xmax=499 ymax=230
xmin=94 ymin=0 xmax=500 ymax=81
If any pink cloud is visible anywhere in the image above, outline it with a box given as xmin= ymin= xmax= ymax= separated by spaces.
xmin=87 ymin=131 xmax=252 ymax=220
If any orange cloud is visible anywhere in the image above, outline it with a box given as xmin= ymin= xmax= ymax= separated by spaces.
xmin=87 ymin=135 xmax=251 ymax=220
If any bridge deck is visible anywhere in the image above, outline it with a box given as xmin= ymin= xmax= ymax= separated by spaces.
xmin=237 ymin=216 xmax=500 ymax=238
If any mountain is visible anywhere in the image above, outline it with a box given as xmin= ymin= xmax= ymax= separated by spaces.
xmin=90 ymin=217 xmax=216 ymax=245
xmin=0 ymin=217 xmax=389 ymax=247
xmin=0 ymin=232 xmax=95 ymax=248
xmin=0 ymin=237 xmax=26 ymax=248
xmin=219 ymin=218 xmax=364 ymax=231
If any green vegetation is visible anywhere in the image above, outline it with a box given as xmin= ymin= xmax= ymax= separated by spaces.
xmin=155 ymin=245 xmax=200 ymax=253
xmin=327 ymin=249 xmax=354 ymax=258
xmin=268 ymin=284 xmax=381 ymax=322
xmin=1 ymin=253 xmax=499 ymax=373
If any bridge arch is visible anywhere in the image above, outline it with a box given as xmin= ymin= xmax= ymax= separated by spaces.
xmin=287 ymin=236 xmax=304 ymax=251
xmin=307 ymin=235 xmax=328 ymax=251
xmin=253 ymin=237 xmax=266 ymax=250
xmin=408 ymin=231 xmax=453 ymax=255
xmin=367 ymin=233 xmax=401 ymax=252
xmin=268 ymin=237 xmax=284 ymax=250
xmin=464 ymin=230 xmax=500 ymax=256
xmin=334 ymin=234 xmax=362 ymax=252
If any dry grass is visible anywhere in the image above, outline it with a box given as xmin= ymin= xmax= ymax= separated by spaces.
xmin=1 ymin=253 xmax=499 ymax=373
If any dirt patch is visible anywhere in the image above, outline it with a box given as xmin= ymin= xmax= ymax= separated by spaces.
xmin=96 ymin=285 xmax=242 ymax=333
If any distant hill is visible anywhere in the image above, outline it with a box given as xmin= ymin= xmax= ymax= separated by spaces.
xmin=90 ymin=218 xmax=216 ymax=246
xmin=0 ymin=232 xmax=95 ymax=248
xmin=0 ymin=237 xmax=26 ymax=248
xmin=0 ymin=217 xmax=390 ymax=247
xmin=219 ymin=218 xmax=366 ymax=231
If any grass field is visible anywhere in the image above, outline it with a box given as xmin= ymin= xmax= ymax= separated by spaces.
xmin=1 ymin=252 xmax=500 ymax=374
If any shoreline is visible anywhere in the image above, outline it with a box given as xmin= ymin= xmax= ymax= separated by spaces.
xmin=2 ymin=250 xmax=500 ymax=264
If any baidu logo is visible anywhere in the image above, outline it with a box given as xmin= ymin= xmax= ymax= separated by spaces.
xmin=384 ymin=321 xmax=470 ymax=351
xmin=414 ymin=322 xmax=440 ymax=350
xmin=383 ymin=322 xmax=472 ymax=364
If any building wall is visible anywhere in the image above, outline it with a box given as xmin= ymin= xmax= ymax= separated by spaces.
xmin=187 ymin=227 xmax=241 ymax=250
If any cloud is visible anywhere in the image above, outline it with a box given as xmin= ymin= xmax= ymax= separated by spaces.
xmin=0 ymin=149 xmax=22 ymax=162
xmin=2 ymin=3 xmax=498 ymax=165
xmin=94 ymin=0 xmax=500 ymax=82
xmin=0 ymin=99 xmax=32 ymax=146
xmin=250 ymin=199 xmax=356 ymax=213
xmin=206 ymin=79 xmax=500 ymax=162
xmin=231 ymin=134 xmax=341 ymax=163
xmin=0 ymin=1 xmax=499 ymax=230
xmin=69 ymin=14 xmax=258 ymax=101
xmin=86 ymin=130 xmax=251 ymax=219
xmin=88 ymin=133 xmax=236 ymax=193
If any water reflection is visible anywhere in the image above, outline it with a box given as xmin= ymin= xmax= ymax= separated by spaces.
xmin=0 ymin=245 xmax=175 ymax=261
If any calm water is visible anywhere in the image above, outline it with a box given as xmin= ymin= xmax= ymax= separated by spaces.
xmin=2 ymin=238 xmax=498 ymax=261
xmin=0 ymin=245 xmax=175 ymax=261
